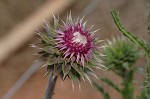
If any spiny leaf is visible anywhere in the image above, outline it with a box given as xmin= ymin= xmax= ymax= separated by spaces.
xmin=62 ymin=64 xmax=71 ymax=79
xmin=42 ymin=46 xmax=55 ymax=53
xmin=47 ymin=64 xmax=54 ymax=72
xmin=68 ymin=67 xmax=81 ymax=81
xmin=44 ymin=21 xmax=56 ymax=36
xmin=38 ymin=32 xmax=55 ymax=45
xmin=71 ymin=63 xmax=84 ymax=78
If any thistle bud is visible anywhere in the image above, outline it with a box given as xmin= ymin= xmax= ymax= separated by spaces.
xmin=102 ymin=37 xmax=139 ymax=77
xmin=34 ymin=13 xmax=105 ymax=84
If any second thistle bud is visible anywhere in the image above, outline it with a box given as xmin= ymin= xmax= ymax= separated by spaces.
xmin=102 ymin=37 xmax=139 ymax=77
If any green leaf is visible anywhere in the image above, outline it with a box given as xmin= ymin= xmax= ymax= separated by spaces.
xmin=71 ymin=63 xmax=84 ymax=78
xmin=44 ymin=21 xmax=56 ymax=37
xmin=47 ymin=57 xmax=58 ymax=65
xmin=38 ymin=32 xmax=55 ymax=45
xmin=43 ymin=46 xmax=55 ymax=53
xmin=62 ymin=64 xmax=71 ymax=80
xmin=47 ymin=64 xmax=54 ymax=72
xmin=53 ymin=64 xmax=62 ymax=75
xmin=53 ymin=15 xmax=60 ymax=29
xmin=68 ymin=67 xmax=81 ymax=81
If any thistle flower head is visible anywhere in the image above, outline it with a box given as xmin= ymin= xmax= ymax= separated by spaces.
xmin=55 ymin=16 xmax=95 ymax=66
xmin=102 ymin=37 xmax=139 ymax=76
xmin=33 ymin=13 xmax=105 ymax=84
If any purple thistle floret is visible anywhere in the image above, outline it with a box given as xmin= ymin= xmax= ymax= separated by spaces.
xmin=55 ymin=19 xmax=95 ymax=66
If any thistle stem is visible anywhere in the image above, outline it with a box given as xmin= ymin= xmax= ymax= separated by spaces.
xmin=146 ymin=0 xmax=150 ymax=97
xmin=44 ymin=72 xmax=58 ymax=99
xmin=122 ymin=81 xmax=134 ymax=99
xmin=145 ymin=55 xmax=150 ymax=97
xmin=122 ymin=70 xmax=134 ymax=99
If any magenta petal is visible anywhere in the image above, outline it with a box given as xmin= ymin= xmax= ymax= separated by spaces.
xmin=64 ymin=52 xmax=70 ymax=59
xmin=55 ymin=30 xmax=64 ymax=35
xmin=81 ymin=54 xmax=84 ymax=66
xmin=76 ymin=53 xmax=80 ymax=63
xmin=55 ymin=38 xmax=63 ymax=41
xmin=63 ymin=48 xmax=70 ymax=55
xmin=60 ymin=46 xmax=67 ymax=50
xmin=69 ymin=52 xmax=75 ymax=59
xmin=84 ymin=54 xmax=89 ymax=61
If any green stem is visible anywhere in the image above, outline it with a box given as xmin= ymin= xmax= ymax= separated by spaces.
xmin=122 ymin=70 xmax=134 ymax=99
xmin=147 ymin=55 xmax=150 ymax=81
xmin=111 ymin=11 xmax=148 ymax=53
xmin=145 ymin=55 xmax=150 ymax=97
xmin=145 ymin=0 xmax=150 ymax=96
xmin=148 ymin=0 xmax=150 ymax=36
xmin=138 ymin=51 xmax=150 ymax=98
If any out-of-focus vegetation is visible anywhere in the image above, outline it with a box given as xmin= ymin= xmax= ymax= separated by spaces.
xmin=0 ymin=0 xmax=47 ymax=37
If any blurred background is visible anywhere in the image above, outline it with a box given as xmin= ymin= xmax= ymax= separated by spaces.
xmin=0 ymin=0 xmax=148 ymax=99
